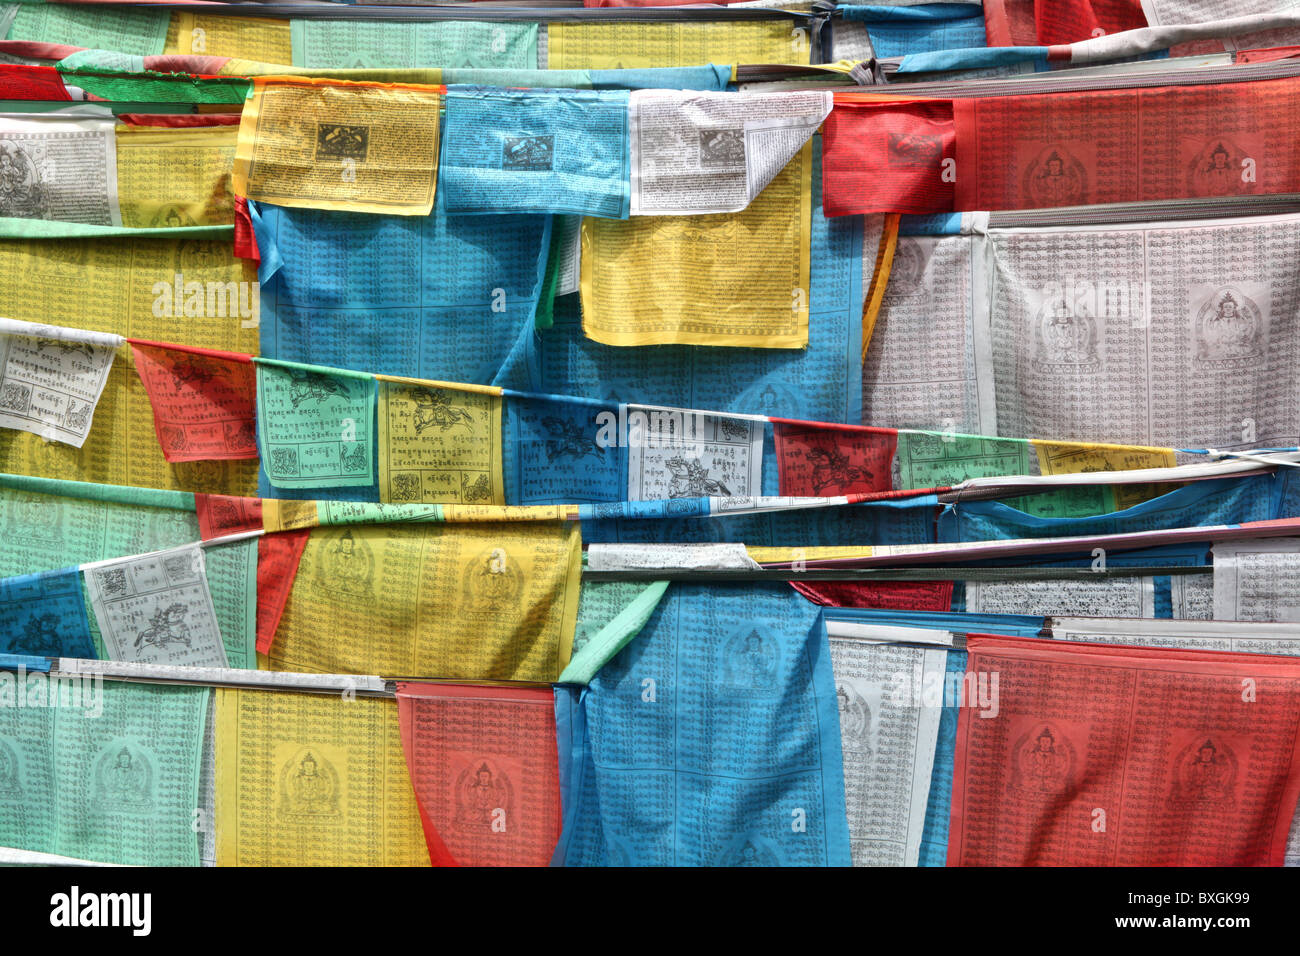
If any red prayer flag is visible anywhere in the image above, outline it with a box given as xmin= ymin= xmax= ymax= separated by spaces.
xmin=772 ymin=420 xmax=897 ymax=496
xmin=234 ymin=197 xmax=260 ymax=264
xmin=953 ymin=77 xmax=1300 ymax=211
xmin=194 ymin=493 xmax=262 ymax=539
xmin=983 ymin=0 xmax=1039 ymax=47
xmin=118 ymin=113 xmax=242 ymax=128
xmin=1033 ymin=0 xmax=1145 ymax=45
xmin=395 ymin=683 xmax=562 ymax=867
xmin=193 ymin=494 xmax=307 ymax=656
xmin=0 ymin=64 xmax=70 ymax=101
xmin=255 ymin=529 xmax=309 ymax=656
xmin=949 ymin=634 xmax=1300 ymax=866
xmin=822 ymin=97 xmax=956 ymax=216
xmin=1235 ymin=46 xmax=1300 ymax=63
xmin=130 ymin=341 xmax=258 ymax=462
xmin=790 ymin=579 xmax=953 ymax=610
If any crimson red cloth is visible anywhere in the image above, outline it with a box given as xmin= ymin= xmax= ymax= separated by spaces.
xmin=953 ymin=77 xmax=1300 ymax=211
xmin=194 ymin=493 xmax=262 ymax=540
xmin=822 ymin=97 xmax=955 ymax=216
xmin=950 ymin=634 xmax=1300 ymax=865
xmin=118 ymin=112 xmax=241 ymax=127
xmin=254 ymin=530 xmax=310 ymax=656
xmin=0 ymin=64 xmax=70 ymax=100
xmin=791 ymin=579 xmax=953 ymax=610
xmin=396 ymin=683 xmax=562 ymax=866
xmin=773 ymin=420 xmax=897 ymax=496
xmin=1034 ymin=0 xmax=1146 ymax=45
xmin=129 ymin=341 xmax=257 ymax=463
xmin=234 ymin=197 xmax=260 ymax=264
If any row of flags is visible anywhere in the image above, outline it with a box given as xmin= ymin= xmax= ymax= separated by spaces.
xmin=1 ymin=0 xmax=1300 ymax=866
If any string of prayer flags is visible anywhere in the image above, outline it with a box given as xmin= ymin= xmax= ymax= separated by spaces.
xmin=0 ymin=234 xmax=259 ymax=495
xmin=232 ymin=77 xmax=442 ymax=215
xmin=396 ymin=683 xmax=562 ymax=866
xmin=0 ymin=473 xmax=201 ymax=595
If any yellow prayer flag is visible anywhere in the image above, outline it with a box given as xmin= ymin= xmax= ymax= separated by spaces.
xmin=268 ymin=521 xmax=582 ymax=681
xmin=1032 ymin=439 xmax=1181 ymax=512
xmin=168 ymin=13 xmax=293 ymax=63
xmin=580 ymin=141 xmax=812 ymax=348
xmin=215 ymin=689 xmax=428 ymax=866
xmin=261 ymin=498 xmax=320 ymax=533
xmin=1032 ymin=439 xmax=1178 ymax=475
xmin=115 ymin=124 xmax=237 ymax=228
xmin=546 ymin=20 xmax=812 ymax=69
xmin=376 ymin=377 xmax=504 ymax=505
xmin=232 ymin=77 xmax=442 ymax=215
